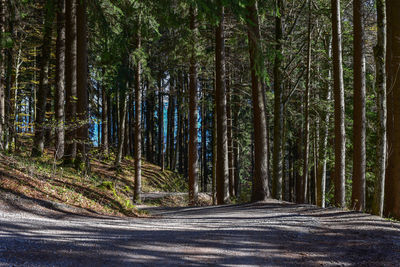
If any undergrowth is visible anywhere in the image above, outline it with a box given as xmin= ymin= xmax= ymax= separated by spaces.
xmin=0 ymin=145 xmax=186 ymax=217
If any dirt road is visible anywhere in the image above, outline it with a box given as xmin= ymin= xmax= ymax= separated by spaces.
xmin=0 ymin=197 xmax=399 ymax=266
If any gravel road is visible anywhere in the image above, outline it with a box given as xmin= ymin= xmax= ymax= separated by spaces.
xmin=1 ymin=195 xmax=400 ymax=266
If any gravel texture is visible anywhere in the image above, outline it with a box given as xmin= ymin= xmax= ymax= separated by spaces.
xmin=0 ymin=193 xmax=400 ymax=266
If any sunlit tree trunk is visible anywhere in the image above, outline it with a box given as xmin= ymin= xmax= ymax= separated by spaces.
xmin=352 ymin=0 xmax=366 ymax=211
xmin=302 ymin=0 xmax=312 ymax=203
xmin=32 ymin=0 xmax=55 ymax=157
xmin=272 ymin=0 xmax=283 ymax=200
xmin=188 ymin=6 xmax=199 ymax=205
xmin=115 ymin=89 xmax=128 ymax=167
xmin=0 ymin=0 xmax=5 ymax=149
xmin=331 ymin=0 xmax=346 ymax=207
xmin=215 ymin=4 xmax=229 ymax=204
xmin=64 ymin=0 xmax=77 ymax=164
xmin=317 ymin=37 xmax=332 ymax=208
xmin=134 ymin=32 xmax=142 ymax=203
xmin=158 ymin=77 xmax=164 ymax=170
xmin=247 ymin=0 xmax=270 ymax=201
xmin=55 ymin=0 xmax=65 ymax=160
xmin=372 ymin=0 xmax=387 ymax=217
xmin=101 ymin=69 xmax=109 ymax=155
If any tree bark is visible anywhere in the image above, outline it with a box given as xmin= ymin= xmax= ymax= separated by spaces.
xmin=115 ymin=90 xmax=128 ymax=167
xmin=75 ymin=0 xmax=88 ymax=169
xmin=101 ymin=69 xmax=109 ymax=155
xmin=201 ymin=82 xmax=208 ymax=192
xmin=55 ymin=0 xmax=66 ymax=160
xmin=331 ymin=0 xmax=346 ymax=207
xmin=158 ymin=77 xmax=165 ymax=171
xmin=226 ymin=59 xmax=235 ymax=198
xmin=247 ymin=0 xmax=270 ymax=201
xmin=384 ymin=0 xmax=394 ymax=217
xmin=317 ymin=37 xmax=332 ymax=208
xmin=64 ymin=0 xmax=77 ymax=163
xmin=385 ymin=0 xmax=400 ymax=219
xmin=372 ymin=0 xmax=386 ymax=217
xmin=188 ymin=7 xmax=199 ymax=205
xmin=215 ymin=5 xmax=230 ymax=204
xmin=32 ymin=0 xmax=55 ymax=157
xmin=134 ymin=33 xmax=142 ymax=203
xmin=272 ymin=0 xmax=283 ymax=200
xmin=352 ymin=0 xmax=366 ymax=211
xmin=0 ymin=0 xmax=5 ymax=149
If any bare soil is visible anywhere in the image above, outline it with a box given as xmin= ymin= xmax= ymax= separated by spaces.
xmin=0 ymin=192 xmax=399 ymax=266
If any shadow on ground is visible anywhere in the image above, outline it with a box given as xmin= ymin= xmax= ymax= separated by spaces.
xmin=1 ymin=202 xmax=399 ymax=266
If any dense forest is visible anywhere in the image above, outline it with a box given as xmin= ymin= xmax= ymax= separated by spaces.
xmin=0 ymin=0 xmax=399 ymax=220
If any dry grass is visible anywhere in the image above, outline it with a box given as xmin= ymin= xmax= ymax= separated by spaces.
xmin=0 ymin=146 xmax=186 ymax=217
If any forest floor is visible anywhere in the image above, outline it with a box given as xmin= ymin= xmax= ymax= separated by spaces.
xmin=0 ymin=146 xmax=195 ymax=217
xmin=1 ymin=193 xmax=400 ymax=266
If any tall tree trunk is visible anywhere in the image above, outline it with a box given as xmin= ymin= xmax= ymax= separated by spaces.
xmin=226 ymin=60 xmax=234 ymax=197
xmin=272 ymin=0 xmax=283 ymax=200
xmin=351 ymin=0 xmax=366 ymax=211
xmin=301 ymin=0 xmax=312 ymax=203
xmin=64 ymin=0 xmax=77 ymax=163
xmin=75 ymin=0 xmax=88 ymax=170
xmin=188 ymin=7 xmax=199 ymax=205
xmin=0 ymin=0 xmax=5 ymax=149
xmin=215 ymin=5 xmax=229 ymax=204
xmin=212 ymin=101 xmax=217 ymax=205
xmin=247 ymin=0 xmax=270 ymax=201
xmin=331 ymin=0 xmax=346 ymax=207
xmin=202 ymin=89 xmax=208 ymax=192
xmin=158 ymin=78 xmax=164 ymax=171
xmin=4 ymin=0 xmax=14 ymax=152
xmin=317 ymin=37 xmax=332 ymax=208
xmin=385 ymin=0 xmax=400 ymax=219
xmin=55 ymin=0 xmax=65 ymax=160
xmin=166 ymin=79 xmax=176 ymax=170
xmin=134 ymin=33 xmax=142 ymax=203
xmin=32 ymin=0 xmax=55 ymax=157
xmin=384 ymin=0 xmax=394 ymax=217
xmin=372 ymin=0 xmax=387 ymax=217
xmin=101 ymin=70 xmax=109 ymax=155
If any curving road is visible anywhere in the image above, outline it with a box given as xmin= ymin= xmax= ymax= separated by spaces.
xmin=0 ymin=197 xmax=400 ymax=266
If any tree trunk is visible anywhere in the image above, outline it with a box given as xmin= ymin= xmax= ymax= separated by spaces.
xmin=64 ymin=0 xmax=77 ymax=164
xmin=188 ymin=7 xmax=199 ymax=205
xmin=115 ymin=91 xmax=128 ymax=167
xmin=75 ymin=0 xmax=88 ymax=170
xmin=372 ymin=0 xmax=387 ymax=217
xmin=32 ymin=0 xmax=55 ymax=157
xmin=385 ymin=0 xmax=400 ymax=219
xmin=301 ymin=0 xmax=312 ymax=204
xmin=212 ymin=102 xmax=217 ymax=205
xmin=247 ymin=0 xmax=270 ymax=201
xmin=134 ymin=33 xmax=142 ymax=203
xmin=101 ymin=70 xmax=109 ymax=155
xmin=331 ymin=0 xmax=346 ymax=208
xmin=4 ymin=0 xmax=15 ymax=152
xmin=215 ymin=5 xmax=230 ymax=205
xmin=272 ymin=0 xmax=283 ymax=200
xmin=384 ymin=0 xmax=394 ymax=217
xmin=226 ymin=61 xmax=235 ymax=198
xmin=351 ymin=0 xmax=366 ymax=211
xmin=317 ymin=37 xmax=332 ymax=208
xmin=158 ymin=78 xmax=164 ymax=171
xmin=55 ymin=0 xmax=65 ymax=160
xmin=0 ymin=0 xmax=5 ymax=149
